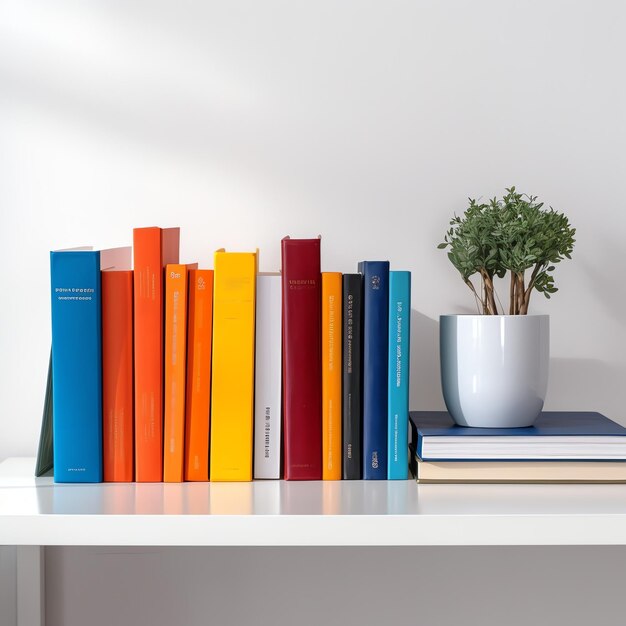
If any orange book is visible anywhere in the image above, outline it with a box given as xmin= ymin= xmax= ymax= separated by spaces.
xmin=102 ymin=269 xmax=134 ymax=482
xmin=184 ymin=269 xmax=214 ymax=481
xmin=163 ymin=263 xmax=196 ymax=483
xmin=133 ymin=227 xmax=180 ymax=482
xmin=322 ymin=272 xmax=342 ymax=480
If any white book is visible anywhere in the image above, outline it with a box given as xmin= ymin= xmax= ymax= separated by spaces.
xmin=254 ymin=273 xmax=282 ymax=479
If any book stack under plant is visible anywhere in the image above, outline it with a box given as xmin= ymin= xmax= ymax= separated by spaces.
xmin=409 ymin=411 xmax=626 ymax=483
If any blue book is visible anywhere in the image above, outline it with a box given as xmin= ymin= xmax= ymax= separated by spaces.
xmin=50 ymin=248 xmax=127 ymax=483
xmin=409 ymin=411 xmax=626 ymax=461
xmin=387 ymin=271 xmax=411 ymax=479
xmin=51 ymin=249 xmax=103 ymax=482
xmin=358 ymin=260 xmax=389 ymax=479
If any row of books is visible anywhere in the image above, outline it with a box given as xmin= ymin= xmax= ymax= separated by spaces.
xmin=49 ymin=228 xmax=412 ymax=483
xmin=409 ymin=411 xmax=626 ymax=483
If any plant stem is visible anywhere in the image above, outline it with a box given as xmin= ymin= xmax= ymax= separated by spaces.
xmin=482 ymin=274 xmax=489 ymax=314
xmin=464 ymin=278 xmax=486 ymax=314
xmin=516 ymin=272 xmax=525 ymax=315
xmin=521 ymin=262 xmax=543 ymax=315
xmin=480 ymin=269 xmax=498 ymax=315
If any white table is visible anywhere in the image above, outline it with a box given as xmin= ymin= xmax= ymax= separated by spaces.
xmin=4 ymin=456 xmax=626 ymax=625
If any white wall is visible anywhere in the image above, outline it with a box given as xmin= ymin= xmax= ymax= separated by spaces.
xmin=2 ymin=0 xmax=625 ymax=461
xmin=1 ymin=2 xmax=625 ymax=624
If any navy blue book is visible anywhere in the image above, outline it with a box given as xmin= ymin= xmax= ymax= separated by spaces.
xmin=358 ymin=261 xmax=389 ymax=479
xmin=410 ymin=411 xmax=626 ymax=461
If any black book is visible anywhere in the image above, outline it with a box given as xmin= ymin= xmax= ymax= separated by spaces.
xmin=35 ymin=350 xmax=54 ymax=477
xmin=342 ymin=273 xmax=363 ymax=479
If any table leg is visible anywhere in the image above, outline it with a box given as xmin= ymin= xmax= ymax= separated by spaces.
xmin=16 ymin=546 xmax=44 ymax=626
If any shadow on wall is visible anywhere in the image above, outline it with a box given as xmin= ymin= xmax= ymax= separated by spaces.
xmin=578 ymin=236 xmax=626 ymax=329
xmin=409 ymin=310 xmax=446 ymax=411
xmin=546 ymin=358 xmax=626 ymax=426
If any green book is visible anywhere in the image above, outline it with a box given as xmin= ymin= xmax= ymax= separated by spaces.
xmin=35 ymin=350 xmax=53 ymax=477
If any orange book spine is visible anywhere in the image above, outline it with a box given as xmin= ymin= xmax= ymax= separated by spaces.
xmin=102 ymin=270 xmax=134 ymax=482
xmin=163 ymin=264 xmax=195 ymax=482
xmin=322 ymin=272 xmax=342 ymax=480
xmin=133 ymin=227 xmax=179 ymax=482
xmin=184 ymin=269 xmax=214 ymax=481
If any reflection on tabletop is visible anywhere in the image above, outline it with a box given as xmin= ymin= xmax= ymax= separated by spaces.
xmin=2 ymin=459 xmax=626 ymax=517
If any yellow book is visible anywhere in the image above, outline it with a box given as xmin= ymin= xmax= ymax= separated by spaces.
xmin=210 ymin=249 xmax=257 ymax=481
xmin=322 ymin=272 xmax=342 ymax=480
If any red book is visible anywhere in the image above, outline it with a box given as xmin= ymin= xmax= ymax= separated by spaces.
xmin=281 ymin=236 xmax=322 ymax=480
xmin=102 ymin=269 xmax=134 ymax=482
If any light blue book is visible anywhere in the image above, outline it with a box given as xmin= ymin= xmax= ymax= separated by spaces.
xmin=387 ymin=271 xmax=411 ymax=479
xmin=50 ymin=247 xmax=130 ymax=483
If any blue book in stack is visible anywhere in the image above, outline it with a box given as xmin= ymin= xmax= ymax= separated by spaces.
xmin=409 ymin=411 xmax=626 ymax=483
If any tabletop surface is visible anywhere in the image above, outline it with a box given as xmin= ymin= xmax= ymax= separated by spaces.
xmin=3 ymin=457 xmax=626 ymax=546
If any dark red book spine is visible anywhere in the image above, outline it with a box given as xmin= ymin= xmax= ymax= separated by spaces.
xmin=281 ymin=237 xmax=322 ymax=480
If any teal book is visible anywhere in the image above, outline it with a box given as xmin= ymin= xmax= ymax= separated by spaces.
xmin=387 ymin=271 xmax=411 ymax=479
xmin=50 ymin=247 xmax=130 ymax=483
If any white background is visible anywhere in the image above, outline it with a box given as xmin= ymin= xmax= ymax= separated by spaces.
xmin=1 ymin=1 xmax=625 ymax=624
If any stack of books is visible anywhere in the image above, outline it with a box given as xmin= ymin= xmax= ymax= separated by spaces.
xmin=45 ymin=227 xmax=412 ymax=483
xmin=409 ymin=411 xmax=626 ymax=483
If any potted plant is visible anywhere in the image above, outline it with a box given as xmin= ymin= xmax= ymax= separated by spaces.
xmin=438 ymin=187 xmax=575 ymax=427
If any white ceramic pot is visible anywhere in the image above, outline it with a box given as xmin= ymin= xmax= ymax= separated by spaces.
xmin=440 ymin=314 xmax=549 ymax=428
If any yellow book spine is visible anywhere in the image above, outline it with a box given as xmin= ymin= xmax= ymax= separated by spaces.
xmin=322 ymin=272 xmax=342 ymax=480
xmin=210 ymin=250 xmax=257 ymax=481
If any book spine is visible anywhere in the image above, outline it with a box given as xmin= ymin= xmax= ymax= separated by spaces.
xmin=281 ymin=237 xmax=322 ymax=480
xmin=408 ymin=442 xmax=418 ymax=480
xmin=163 ymin=264 xmax=190 ymax=483
xmin=358 ymin=260 xmax=390 ymax=479
xmin=133 ymin=228 xmax=166 ymax=481
xmin=254 ymin=274 xmax=282 ymax=479
xmin=342 ymin=273 xmax=363 ymax=480
xmin=102 ymin=270 xmax=134 ymax=482
xmin=322 ymin=272 xmax=342 ymax=480
xmin=210 ymin=251 xmax=257 ymax=481
xmin=408 ymin=413 xmax=418 ymax=453
xmin=50 ymin=251 xmax=103 ymax=483
xmin=387 ymin=271 xmax=411 ymax=479
xmin=35 ymin=350 xmax=54 ymax=477
xmin=184 ymin=269 xmax=214 ymax=482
